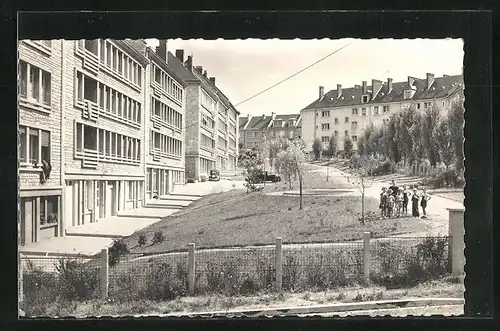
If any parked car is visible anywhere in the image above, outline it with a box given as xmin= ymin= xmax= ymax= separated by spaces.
xmin=252 ymin=171 xmax=281 ymax=183
xmin=209 ymin=169 xmax=220 ymax=181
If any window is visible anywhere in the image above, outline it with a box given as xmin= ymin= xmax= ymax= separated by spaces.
xmin=345 ymin=117 xmax=349 ymax=123
xmin=374 ymin=106 xmax=380 ymax=115
xmin=416 ymin=103 xmax=421 ymax=109
xmin=334 ymin=118 xmax=339 ymax=125
xmin=40 ymin=196 xmax=58 ymax=226
xmin=19 ymin=61 xmax=51 ymax=106
xmin=424 ymin=102 xmax=431 ymax=109
xmin=383 ymin=105 xmax=390 ymax=113
xmin=351 ymin=121 xmax=358 ymax=130
xmin=352 ymin=108 xmax=358 ymax=115
xmin=84 ymin=40 xmax=99 ymax=56
xmin=153 ymin=64 xmax=183 ymax=103
xmin=83 ymin=125 xmax=97 ymax=150
xmin=361 ymin=108 xmax=367 ymax=116
xmin=321 ymin=123 xmax=330 ymax=131
xmin=404 ymin=90 xmax=414 ymax=100
xmin=83 ymin=76 xmax=97 ymax=102
xmin=321 ymin=136 xmax=330 ymax=143
xmin=128 ymin=181 xmax=135 ymax=200
xmin=352 ymin=136 xmax=358 ymax=142
xmin=322 ymin=110 xmax=330 ymax=117
xmin=345 ymin=130 xmax=349 ymax=136
xmin=19 ymin=126 xmax=50 ymax=166
xmin=362 ymin=95 xmax=369 ymax=103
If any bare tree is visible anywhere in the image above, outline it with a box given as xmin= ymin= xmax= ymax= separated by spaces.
xmin=345 ymin=157 xmax=378 ymax=225
xmin=276 ymin=142 xmax=307 ymax=209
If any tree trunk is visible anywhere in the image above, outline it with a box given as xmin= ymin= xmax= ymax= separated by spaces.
xmin=361 ymin=191 xmax=365 ymax=225
xmin=299 ymin=174 xmax=303 ymax=210
xmin=288 ymin=175 xmax=292 ymax=190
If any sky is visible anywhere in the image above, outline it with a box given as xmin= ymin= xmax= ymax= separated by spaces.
xmin=146 ymin=38 xmax=463 ymax=117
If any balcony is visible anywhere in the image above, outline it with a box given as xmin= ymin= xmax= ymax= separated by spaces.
xmin=75 ymin=148 xmax=141 ymax=169
xmin=75 ymin=98 xmax=141 ymax=129
xmin=151 ymin=114 xmax=181 ymax=134
xmin=150 ymin=148 xmax=182 ymax=161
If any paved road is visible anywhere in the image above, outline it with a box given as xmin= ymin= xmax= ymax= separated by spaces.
xmin=307 ymin=163 xmax=464 ymax=237
xmin=299 ymin=304 xmax=464 ymax=317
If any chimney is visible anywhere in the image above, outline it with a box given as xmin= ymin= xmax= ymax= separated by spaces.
xmin=125 ymin=39 xmax=147 ymax=56
xmin=362 ymin=81 xmax=367 ymax=94
xmin=203 ymin=70 xmax=207 ymax=78
xmin=408 ymin=76 xmax=415 ymax=87
xmin=387 ymin=78 xmax=393 ymax=93
xmin=195 ymin=66 xmax=203 ymax=74
xmin=262 ymin=114 xmax=266 ymax=120
xmin=155 ymin=39 xmax=168 ymax=62
xmin=426 ymin=73 xmax=435 ymax=89
xmin=319 ymin=86 xmax=325 ymax=100
xmin=175 ymin=49 xmax=184 ymax=63
xmin=371 ymin=79 xmax=383 ymax=98
xmin=209 ymin=77 xmax=216 ymax=85
xmin=337 ymin=84 xmax=342 ymax=98
xmin=185 ymin=55 xmax=193 ymax=71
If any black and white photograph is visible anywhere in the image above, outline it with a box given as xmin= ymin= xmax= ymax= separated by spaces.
xmin=17 ymin=36 xmax=467 ymax=318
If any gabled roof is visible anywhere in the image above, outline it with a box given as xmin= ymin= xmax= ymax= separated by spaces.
xmin=167 ymin=52 xmax=198 ymax=82
xmin=239 ymin=116 xmax=248 ymax=130
xmin=302 ymin=74 xmax=464 ymax=111
xmin=271 ymin=114 xmax=302 ymax=128
xmin=245 ymin=116 xmax=273 ymax=131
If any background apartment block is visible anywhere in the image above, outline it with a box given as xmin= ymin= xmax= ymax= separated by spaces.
xmin=301 ymin=74 xmax=464 ymax=152
xmin=18 ymin=40 xmax=63 ymax=245
xmin=239 ymin=113 xmax=302 ymax=151
xmin=170 ymin=51 xmax=239 ymax=181
xmin=61 ymin=39 xmax=149 ymax=233
xmin=143 ymin=40 xmax=187 ymax=200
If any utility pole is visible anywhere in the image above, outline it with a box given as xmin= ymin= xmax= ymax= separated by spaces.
xmin=326 ymin=160 xmax=329 ymax=182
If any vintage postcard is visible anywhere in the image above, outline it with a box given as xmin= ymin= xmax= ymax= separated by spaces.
xmin=18 ymin=37 xmax=465 ymax=318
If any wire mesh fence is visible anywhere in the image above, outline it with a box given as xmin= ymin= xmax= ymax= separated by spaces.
xmin=20 ymin=255 xmax=102 ymax=314
xmin=19 ymin=235 xmax=453 ymax=310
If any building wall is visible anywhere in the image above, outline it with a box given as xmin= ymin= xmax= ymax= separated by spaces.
xmin=184 ymin=83 xmax=201 ymax=180
xmin=62 ymin=40 xmax=146 ymax=178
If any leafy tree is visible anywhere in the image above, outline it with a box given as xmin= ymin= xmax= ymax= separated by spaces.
xmin=448 ymin=98 xmax=465 ymax=172
xmin=312 ymin=138 xmax=323 ymax=160
xmin=276 ymin=142 xmax=307 ymax=209
xmin=345 ymin=156 xmax=378 ymax=225
xmin=432 ymin=119 xmax=454 ymax=167
xmin=421 ymin=104 xmax=442 ymax=166
xmin=325 ymin=134 xmax=339 ymax=158
xmin=343 ymin=136 xmax=354 ymax=158
xmin=239 ymin=148 xmax=265 ymax=193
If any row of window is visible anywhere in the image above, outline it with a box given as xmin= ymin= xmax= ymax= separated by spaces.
xmin=151 ymin=97 xmax=183 ymax=130
xmin=153 ymin=63 xmax=184 ymax=104
xmin=76 ymin=123 xmax=141 ymax=161
xmin=76 ymin=72 xmax=142 ymax=125
xmin=201 ymin=113 xmax=215 ymax=130
xmin=200 ymin=157 xmax=215 ymax=174
xmin=320 ymin=105 xmax=392 ymax=119
xmin=201 ymin=133 xmax=215 ymax=150
xmin=217 ymin=136 xmax=227 ymax=149
xmin=126 ymin=180 xmax=143 ymax=201
xmin=229 ymin=138 xmax=236 ymax=150
xmin=19 ymin=125 xmax=51 ymax=165
xmin=229 ymin=123 xmax=237 ymax=136
xmin=322 ymin=132 xmax=358 ymax=141
xmin=84 ymin=39 xmax=142 ymax=88
xmin=218 ymin=103 xmax=228 ymax=117
xmin=218 ymin=119 xmax=228 ymax=134
xmin=201 ymin=89 xmax=216 ymax=112
xmin=19 ymin=61 xmax=51 ymax=107
xmin=151 ymin=131 xmax=183 ymax=157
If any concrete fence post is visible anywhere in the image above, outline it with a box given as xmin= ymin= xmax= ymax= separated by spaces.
xmin=100 ymin=248 xmax=109 ymax=300
xmin=447 ymin=208 xmax=465 ymax=275
xmin=188 ymin=243 xmax=196 ymax=295
xmin=19 ymin=251 xmax=23 ymax=306
xmin=275 ymin=237 xmax=283 ymax=291
xmin=363 ymin=232 xmax=371 ymax=282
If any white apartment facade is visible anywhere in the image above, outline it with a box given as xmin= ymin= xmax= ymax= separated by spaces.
xmin=301 ymin=74 xmax=464 ymax=152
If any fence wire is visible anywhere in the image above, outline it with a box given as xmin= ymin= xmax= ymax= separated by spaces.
xmin=19 ymin=236 xmax=452 ymax=309
xmin=20 ymin=255 xmax=101 ymax=311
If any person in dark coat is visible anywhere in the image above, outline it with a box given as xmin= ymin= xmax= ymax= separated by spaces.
xmin=388 ymin=180 xmax=399 ymax=197
xmin=411 ymin=188 xmax=420 ymax=217
xmin=420 ymin=187 xmax=431 ymax=218
xmin=402 ymin=185 xmax=410 ymax=216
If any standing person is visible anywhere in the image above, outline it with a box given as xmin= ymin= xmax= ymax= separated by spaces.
xmin=395 ymin=190 xmax=404 ymax=217
xmin=379 ymin=187 xmax=388 ymax=219
xmin=402 ymin=185 xmax=410 ymax=216
xmin=420 ymin=187 xmax=432 ymax=218
xmin=411 ymin=188 xmax=420 ymax=217
xmin=388 ymin=180 xmax=399 ymax=197
xmin=387 ymin=189 xmax=395 ymax=218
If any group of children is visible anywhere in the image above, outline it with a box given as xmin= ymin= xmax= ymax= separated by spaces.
xmin=379 ymin=180 xmax=431 ymax=219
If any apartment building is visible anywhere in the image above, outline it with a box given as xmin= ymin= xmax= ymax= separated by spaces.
xmin=18 ymin=40 xmax=64 ymax=245
xmin=301 ymin=74 xmax=464 ymax=151
xmin=169 ymin=51 xmax=239 ymax=181
xmin=239 ymin=113 xmax=302 ymax=150
xmin=60 ymin=39 xmax=149 ymax=232
xmin=131 ymin=40 xmax=188 ymax=201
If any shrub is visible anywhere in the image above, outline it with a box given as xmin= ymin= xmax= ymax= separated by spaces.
xmin=108 ymin=237 xmax=130 ymax=267
xmin=200 ymin=174 xmax=208 ymax=182
xmin=429 ymin=168 xmax=465 ymax=189
xmin=22 ymin=261 xmax=59 ymax=315
xmin=187 ymin=179 xmax=196 ymax=184
xmin=143 ymin=262 xmax=187 ymax=301
xmin=55 ymin=258 xmax=100 ymax=301
xmin=137 ymin=233 xmax=147 ymax=247
xmin=152 ymin=231 xmax=165 ymax=245
xmin=370 ymin=161 xmax=397 ymax=176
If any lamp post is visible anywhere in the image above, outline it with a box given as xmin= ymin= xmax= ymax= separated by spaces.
xmin=326 ymin=160 xmax=329 ymax=182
